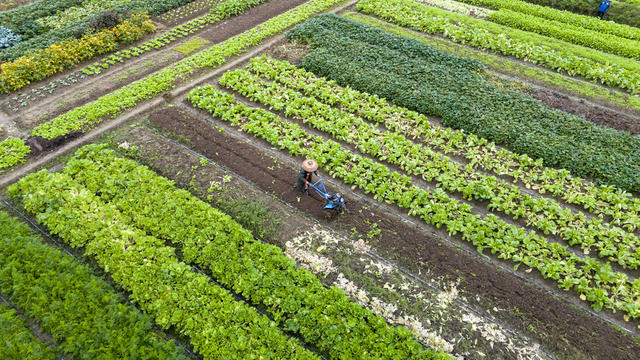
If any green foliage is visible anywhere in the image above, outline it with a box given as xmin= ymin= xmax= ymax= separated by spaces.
xmin=514 ymin=0 xmax=640 ymax=28
xmin=0 ymin=138 xmax=30 ymax=172
xmin=249 ymin=53 xmax=640 ymax=231
xmin=29 ymin=0 xmax=347 ymax=140
xmin=0 ymin=211 xmax=188 ymax=360
xmin=61 ymin=143 xmax=444 ymax=359
xmin=489 ymin=9 xmax=640 ymax=59
xmin=225 ymin=58 xmax=640 ymax=267
xmin=0 ymin=303 xmax=55 ymax=360
xmin=7 ymin=173 xmax=317 ymax=360
xmin=457 ymin=0 xmax=640 ymax=40
xmin=0 ymin=0 xmax=196 ymax=61
xmin=355 ymin=0 xmax=640 ymax=94
xmin=83 ymin=0 xmax=269 ymax=75
xmin=0 ymin=0 xmax=86 ymax=40
xmin=344 ymin=12 xmax=640 ymax=112
xmin=0 ymin=14 xmax=155 ymax=94
xmin=186 ymin=84 xmax=640 ymax=320
xmin=287 ymin=14 xmax=640 ymax=193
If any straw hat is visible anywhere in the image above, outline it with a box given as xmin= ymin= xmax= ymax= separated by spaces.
xmin=302 ymin=159 xmax=318 ymax=172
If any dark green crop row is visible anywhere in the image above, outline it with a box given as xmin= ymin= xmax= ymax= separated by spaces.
xmin=515 ymin=0 xmax=640 ymax=28
xmin=0 ymin=211 xmax=188 ymax=359
xmin=287 ymin=14 xmax=640 ymax=193
xmin=0 ymin=302 xmax=55 ymax=360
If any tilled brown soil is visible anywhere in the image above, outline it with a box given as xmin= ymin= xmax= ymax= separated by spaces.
xmin=198 ymin=0 xmax=308 ymax=44
xmin=149 ymin=105 xmax=640 ymax=360
xmin=531 ymin=88 xmax=640 ymax=135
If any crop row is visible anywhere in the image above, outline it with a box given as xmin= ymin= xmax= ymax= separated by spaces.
xmin=0 ymin=0 xmax=346 ymax=173
xmin=61 ymin=144 xmax=445 ymax=359
xmin=0 ymin=0 xmax=196 ymax=61
xmin=246 ymin=55 xmax=640 ymax=229
xmin=345 ymin=11 xmax=640 ymax=113
xmin=418 ymin=0 xmax=492 ymax=17
xmin=489 ymin=9 xmax=640 ymax=59
xmin=456 ymin=0 xmax=640 ymax=41
xmin=356 ymin=0 xmax=640 ymax=94
xmin=0 ymin=14 xmax=155 ymax=93
xmin=187 ymin=84 xmax=640 ymax=319
xmin=220 ymin=66 xmax=640 ymax=269
xmin=0 ymin=211 xmax=187 ymax=359
xmin=82 ymin=0 xmax=269 ymax=75
xmin=0 ymin=138 xmax=30 ymax=173
xmin=512 ymin=0 xmax=640 ymax=28
xmin=0 ymin=302 xmax=55 ymax=360
xmin=32 ymin=0 xmax=346 ymax=140
xmin=8 ymin=171 xmax=317 ymax=359
xmin=288 ymin=14 xmax=640 ymax=194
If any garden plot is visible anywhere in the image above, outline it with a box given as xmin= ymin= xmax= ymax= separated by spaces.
xmin=2 ymin=1 xmax=640 ymax=359
xmin=106 ymin=113 xmax=550 ymax=359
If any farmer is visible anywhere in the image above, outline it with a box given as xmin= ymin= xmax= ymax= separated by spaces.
xmin=597 ymin=0 xmax=611 ymax=20
xmin=294 ymin=159 xmax=318 ymax=194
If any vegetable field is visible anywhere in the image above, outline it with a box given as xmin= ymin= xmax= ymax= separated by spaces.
xmin=1 ymin=0 xmax=639 ymax=359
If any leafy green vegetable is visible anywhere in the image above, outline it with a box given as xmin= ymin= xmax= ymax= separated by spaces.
xmin=0 ymin=211 xmax=188 ymax=360
xmin=7 ymin=174 xmax=317 ymax=360
xmin=506 ymin=0 xmax=640 ymax=28
xmin=489 ymin=8 xmax=640 ymax=59
xmin=61 ymin=143 xmax=447 ymax=359
xmin=457 ymin=0 xmax=640 ymax=41
xmin=287 ymin=14 xmax=640 ymax=193
xmin=0 ymin=303 xmax=55 ymax=360
xmin=187 ymin=84 xmax=640 ymax=320
xmin=0 ymin=138 xmax=30 ymax=172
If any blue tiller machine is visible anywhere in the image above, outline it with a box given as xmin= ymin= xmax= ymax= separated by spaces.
xmin=297 ymin=159 xmax=347 ymax=218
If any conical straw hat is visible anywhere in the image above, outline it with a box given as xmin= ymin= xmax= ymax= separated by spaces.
xmin=302 ymin=159 xmax=318 ymax=172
